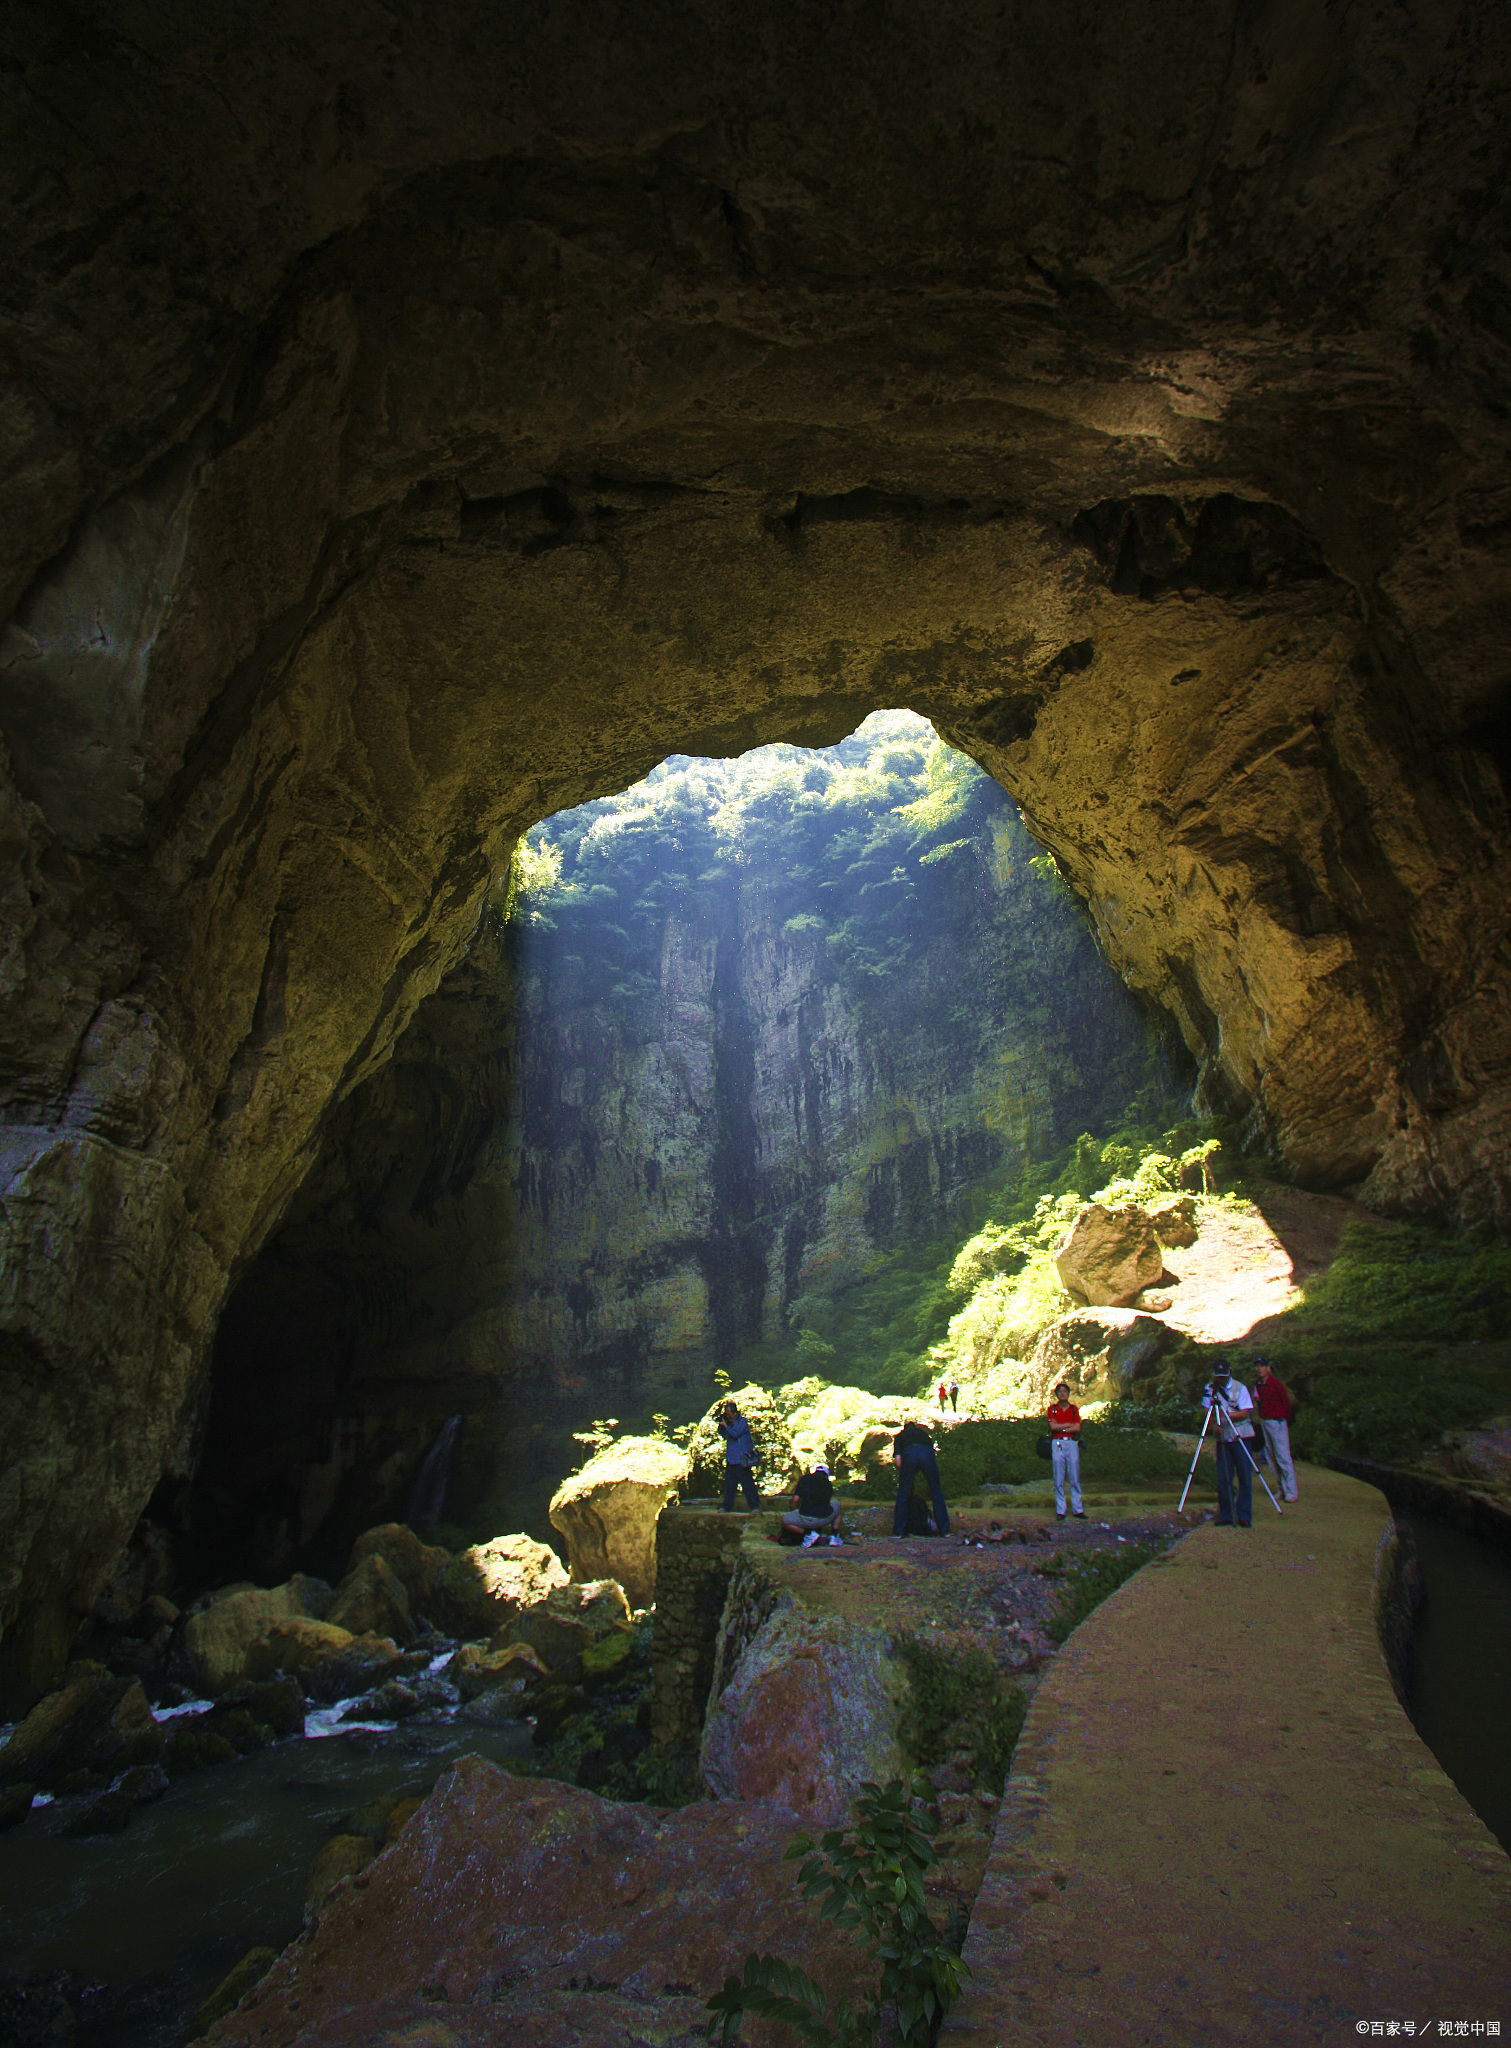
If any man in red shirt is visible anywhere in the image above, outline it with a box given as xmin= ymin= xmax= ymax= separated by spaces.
xmin=1253 ymin=1357 xmax=1299 ymax=1502
xmin=1047 ymin=1381 xmax=1086 ymax=1520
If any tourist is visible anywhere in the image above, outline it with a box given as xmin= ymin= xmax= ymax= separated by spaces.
xmin=1203 ymin=1358 xmax=1258 ymax=1527
xmin=938 ymin=1379 xmax=949 ymax=1410
xmin=782 ymin=1462 xmax=843 ymax=1547
xmin=893 ymin=1419 xmax=951 ymax=1536
xmin=1253 ymin=1357 xmax=1299 ymax=1502
xmin=717 ymin=1400 xmax=760 ymax=1512
xmin=1047 ymin=1380 xmax=1086 ymax=1520
xmin=948 ymin=1379 xmax=959 ymax=1412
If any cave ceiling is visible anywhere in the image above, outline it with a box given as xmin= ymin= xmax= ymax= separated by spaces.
xmin=1 ymin=0 xmax=1509 ymax=1705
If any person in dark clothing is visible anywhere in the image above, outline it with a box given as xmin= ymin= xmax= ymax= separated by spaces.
xmin=892 ymin=1419 xmax=950 ymax=1537
xmin=717 ymin=1400 xmax=760 ymax=1511
xmin=781 ymin=1462 xmax=842 ymax=1545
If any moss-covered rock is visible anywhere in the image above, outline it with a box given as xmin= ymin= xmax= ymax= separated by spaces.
xmin=548 ymin=1436 xmax=688 ymax=1610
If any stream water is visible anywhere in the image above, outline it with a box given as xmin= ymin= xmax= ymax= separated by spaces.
xmin=0 ymin=1710 xmax=533 ymax=2046
xmin=1397 ymin=1511 xmax=1511 ymax=1855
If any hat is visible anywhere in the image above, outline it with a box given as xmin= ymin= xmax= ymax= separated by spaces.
xmin=813 ymin=1462 xmax=829 ymax=1475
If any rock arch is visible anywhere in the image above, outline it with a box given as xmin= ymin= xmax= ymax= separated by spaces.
xmin=2 ymin=0 xmax=1508 ymax=1706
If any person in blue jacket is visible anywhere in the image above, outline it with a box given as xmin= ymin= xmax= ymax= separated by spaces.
xmin=892 ymin=1419 xmax=950 ymax=1537
xmin=717 ymin=1399 xmax=761 ymax=1512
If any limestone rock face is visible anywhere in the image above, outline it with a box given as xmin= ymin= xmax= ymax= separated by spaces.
xmin=208 ymin=1755 xmax=874 ymax=2046
xmin=1055 ymin=1203 xmax=1165 ymax=1307
xmin=700 ymin=1612 xmax=909 ymax=1824
xmin=430 ymin=1533 xmax=568 ymax=1640
xmin=1028 ymin=1310 xmax=1175 ymax=1406
xmin=548 ymin=1438 xmax=689 ymax=1611
xmin=2 ymin=7 xmax=1511 ymax=1707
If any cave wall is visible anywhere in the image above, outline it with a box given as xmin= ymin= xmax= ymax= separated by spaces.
xmin=195 ymin=752 xmax=1162 ymax=1577
xmin=1 ymin=0 xmax=1509 ymax=1704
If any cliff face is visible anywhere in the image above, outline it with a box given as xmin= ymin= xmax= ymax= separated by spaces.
xmin=195 ymin=732 xmax=1160 ymax=1574
xmin=2 ymin=3 xmax=1509 ymax=1704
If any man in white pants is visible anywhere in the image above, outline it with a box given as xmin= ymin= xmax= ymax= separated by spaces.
xmin=1253 ymin=1358 xmax=1299 ymax=1502
xmin=1047 ymin=1380 xmax=1086 ymax=1520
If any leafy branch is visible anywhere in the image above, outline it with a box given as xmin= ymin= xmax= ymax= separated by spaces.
xmin=704 ymin=1780 xmax=969 ymax=2047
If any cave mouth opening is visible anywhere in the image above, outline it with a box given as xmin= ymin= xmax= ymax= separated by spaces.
xmin=173 ymin=709 xmax=1197 ymax=1594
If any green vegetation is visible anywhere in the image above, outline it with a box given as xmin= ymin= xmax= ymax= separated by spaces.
xmin=704 ymin=1780 xmax=969 ymax=2048
xmin=1040 ymin=1540 xmax=1170 ymax=1644
xmin=845 ymin=1417 xmax=1189 ymax=1500
xmin=896 ymin=1637 xmax=1027 ymax=1794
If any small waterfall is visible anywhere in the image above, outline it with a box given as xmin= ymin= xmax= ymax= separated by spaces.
xmin=405 ymin=1414 xmax=462 ymax=1532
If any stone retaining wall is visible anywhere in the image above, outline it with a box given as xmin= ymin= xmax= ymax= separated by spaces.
xmin=705 ymin=1548 xmax=791 ymax=1714
xmin=648 ymin=1507 xmax=755 ymax=1749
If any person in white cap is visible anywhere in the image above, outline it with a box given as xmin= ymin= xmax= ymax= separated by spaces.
xmin=781 ymin=1462 xmax=843 ymax=1547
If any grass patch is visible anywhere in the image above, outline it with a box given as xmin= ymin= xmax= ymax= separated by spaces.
xmin=896 ymin=1636 xmax=1028 ymax=1794
xmin=1042 ymin=1540 xmax=1168 ymax=1644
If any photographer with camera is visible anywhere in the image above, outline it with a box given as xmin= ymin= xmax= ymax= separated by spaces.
xmin=1202 ymin=1358 xmax=1259 ymax=1528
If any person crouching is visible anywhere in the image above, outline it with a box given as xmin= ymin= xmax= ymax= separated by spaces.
xmin=1048 ymin=1381 xmax=1086 ymax=1520
xmin=782 ymin=1462 xmax=843 ymax=1547
xmin=892 ymin=1419 xmax=951 ymax=1537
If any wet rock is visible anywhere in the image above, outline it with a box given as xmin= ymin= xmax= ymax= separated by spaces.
xmin=183 ymin=1582 xmax=332 ymax=1695
xmin=1028 ymin=1308 xmax=1174 ymax=1404
xmin=339 ymin=1680 xmax=420 ymax=1722
xmin=0 ymin=1781 xmax=36 ymax=1829
xmin=345 ymin=1525 xmax=453 ymax=1613
xmin=700 ymin=1611 xmax=908 ymax=1824
xmin=188 ymin=1947 xmax=277 ymax=2039
xmin=1146 ymin=1193 xmax=1199 ymax=1248
xmin=304 ymin=1834 xmax=376 ymax=1922
xmin=548 ymin=1436 xmax=689 ymax=1610
xmin=209 ymin=1758 xmax=873 ymax=2045
xmin=0 ymin=1664 xmax=157 ymax=1791
xmin=214 ymin=1676 xmax=305 ymax=1741
xmin=430 ymin=1532 xmax=568 ymax=1638
xmin=207 ymin=1707 xmax=273 ymax=1756
xmin=1054 ymin=1202 xmax=1164 ymax=1307
xmin=457 ymin=1684 xmax=531 ymax=1726
xmin=326 ymin=1554 xmax=415 ymax=1645
xmin=163 ymin=1724 xmax=240 ymax=1775
xmin=113 ymin=1762 xmax=169 ymax=1803
xmin=65 ymin=1786 xmax=135 ymax=1835
xmin=447 ymin=1639 xmax=549 ymax=1701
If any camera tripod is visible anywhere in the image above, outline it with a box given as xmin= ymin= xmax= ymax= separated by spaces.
xmin=1177 ymin=1392 xmax=1284 ymax=1517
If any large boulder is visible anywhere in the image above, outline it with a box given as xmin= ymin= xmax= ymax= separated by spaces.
xmin=1027 ymin=1309 xmax=1174 ymax=1405
xmin=547 ymin=1436 xmax=689 ymax=1610
xmin=0 ymin=1662 xmax=158 ymax=1790
xmin=1054 ymin=1202 xmax=1164 ymax=1306
xmin=203 ymin=1757 xmax=874 ymax=2046
xmin=504 ymin=1580 xmax=633 ymax=1678
xmin=686 ymin=1385 xmax=799 ymax=1496
xmin=326 ymin=1554 xmax=415 ymax=1645
xmin=700 ymin=1612 xmax=908 ymax=1825
xmin=446 ymin=1640 xmax=550 ymax=1701
xmin=242 ymin=1619 xmax=409 ymax=1702
xmin=345 ymin=1525 xmax=452 ymax=1614
xmin=430 ymin=1533 xmax=568 ymax=1639
xmin=183 ymin=1578 xmax=333 ymax=1695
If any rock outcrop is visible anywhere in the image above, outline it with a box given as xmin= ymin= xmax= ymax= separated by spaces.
xmin=1028 ymin=1311 xmax=1176 ymax=1406
xmin=700 ymin=1611 xmax=910 ymax=1824
xmin=183 ymin=1579 xmax=333 ymax=1696
xmin=208 ymin=1755 xmax=875 ymax=2046
xmin=1055 ymin=1203 xmax=1165 ymax=1307
xmin=430 ymin=1532 xmax=568 ymax=1640
xmin=2 ymin=7 xmax=1510 ymax=1707
xmin=548 ymin=1437 xmax=689 ymax=1611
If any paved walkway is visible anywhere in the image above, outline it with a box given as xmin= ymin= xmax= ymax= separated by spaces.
xmin=943 ymin=1465 xmax=1511 ymax=2047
